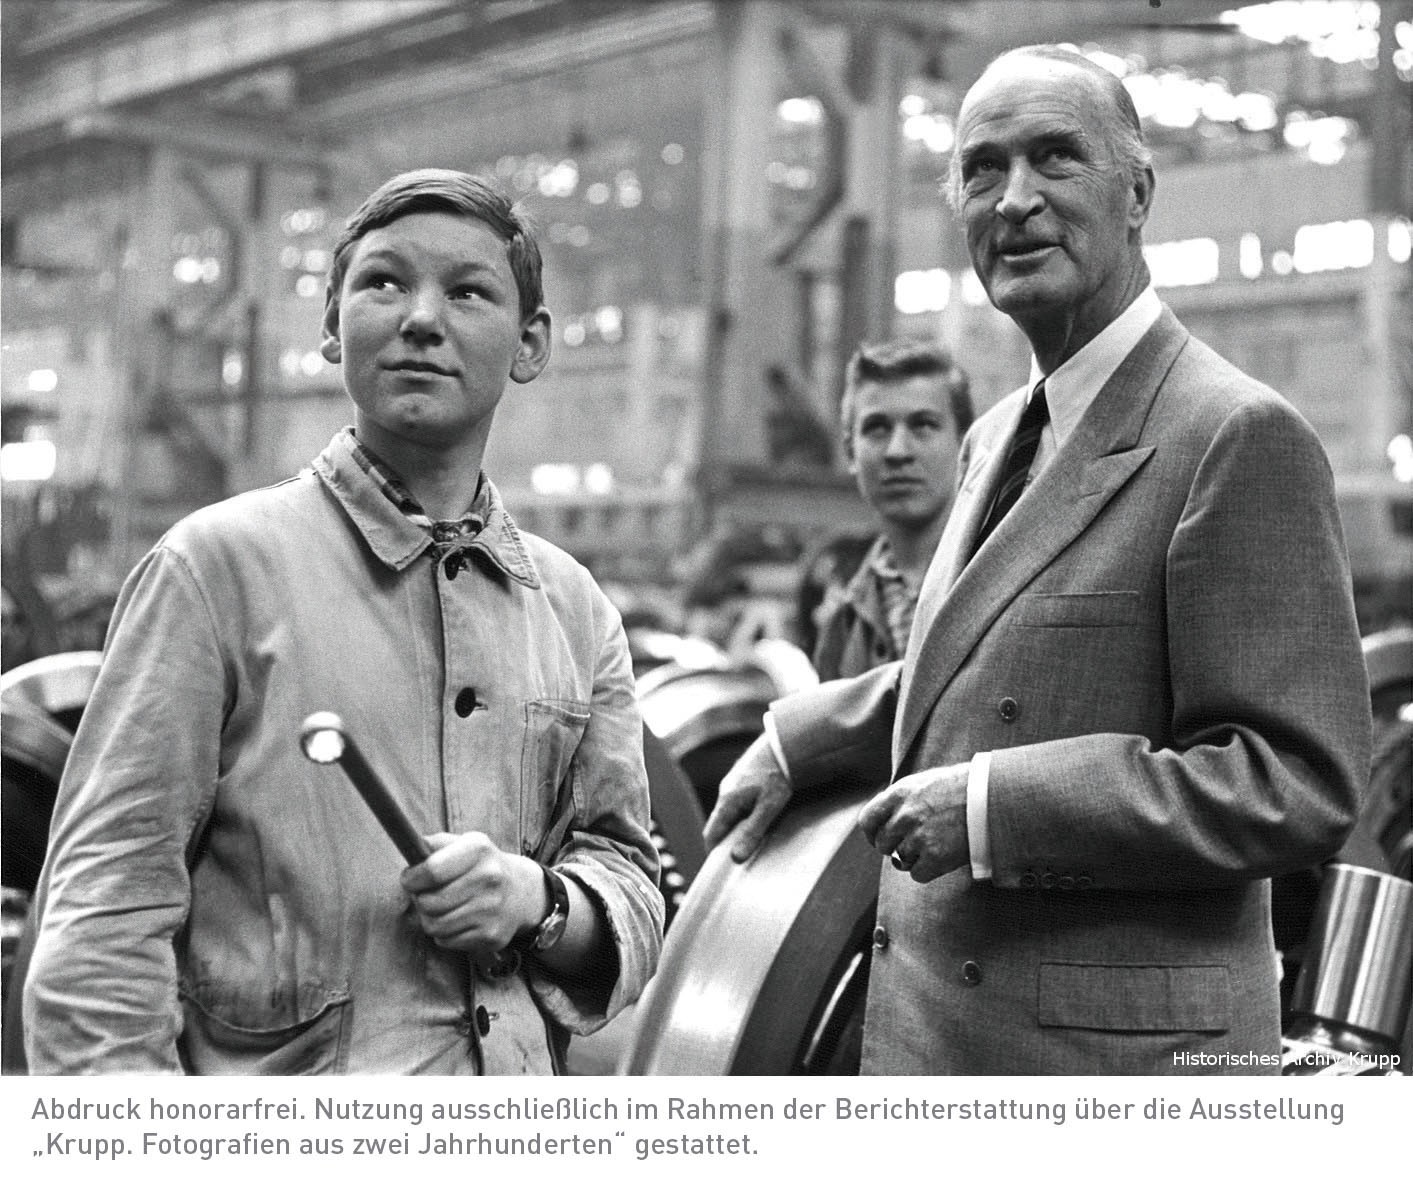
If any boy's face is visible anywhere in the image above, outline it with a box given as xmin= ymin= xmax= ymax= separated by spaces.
xmin=321 ymin=210 xmax=550 ymax=457
xmin=846 ymin=374 xmax=962 ymax=533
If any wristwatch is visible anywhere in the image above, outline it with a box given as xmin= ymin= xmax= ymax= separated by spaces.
xmin=514 ymin=862 xmax=569 ymax=954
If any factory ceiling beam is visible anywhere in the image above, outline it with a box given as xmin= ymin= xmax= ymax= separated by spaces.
xmin=62 ymin=110 xmax=334 ymax=169
xmin=3 ymin=0 xmax=187 ymax=58
xmin=291 ymin=0 xmax=717 ymax=126
xmin=1 ymin=0 xmax=458 ymax=140
xmin=798 ymin=0 xmax=1247 ymax=42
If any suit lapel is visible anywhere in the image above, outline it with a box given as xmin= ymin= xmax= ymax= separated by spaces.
xmin=892 ymin=308 xmax=1189 ymax=771
xmin=910 ymin=436 xmax=1002 ymax=636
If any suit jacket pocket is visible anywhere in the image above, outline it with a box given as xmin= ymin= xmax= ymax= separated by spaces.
xmin=178 ymin=983 xmax=351 ymax=1074
xmin=1017 ymin=591 xmax=1140 ymax=627
xmin=1038 ymin=962 xmax=1231 ymax=1031
xmin=521 ymin=698 xmax=590 ymax=860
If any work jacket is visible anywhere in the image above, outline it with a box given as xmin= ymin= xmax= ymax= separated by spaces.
xmin=811 ymin=536 xmax=908 ymax=680
xmin=24 ymin=428 xmax=663 ymax=1074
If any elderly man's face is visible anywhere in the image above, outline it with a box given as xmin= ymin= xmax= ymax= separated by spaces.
xmin=954 ymin=57 xmax=1149 ymax=340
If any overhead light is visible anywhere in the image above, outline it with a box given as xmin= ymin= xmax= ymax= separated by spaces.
xmin=1389 ymin=218 xmax=1412 ymax=264
xmin=1388 ymin=434 xmax=1413 ymax=484
xmin=531 ymin=463 xmax=580 ymax=495
xmin=1292 ymin=218 xmax=1374 ymax=273
xmin=1240 ymin=233 xmax=1264 ymax=279
xmin=902 ymin=113 xmax=954 ymax=154
xmin=1234 ymin=92 xmax=1279 ymax=131
xmin=1144 ymin=238 xmax=1220 ymax=288
xmin=960 ymin=270 xmax=989 ymax=306
xmin=584 ymin=463 xmax=614 ymax=495
xmin=777 ymin=96 xmax=824 ymax=125
xmin=1 ymin=439 xmax=57 ymax=482
xmin=894 ymin=269 xmax=950 ymax=315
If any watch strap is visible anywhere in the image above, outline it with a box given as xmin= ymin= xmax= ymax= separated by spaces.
xmin=512 ymin=862 xmax=569 ymax=954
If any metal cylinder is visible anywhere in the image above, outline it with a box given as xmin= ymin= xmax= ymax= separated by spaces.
xmin=1290 ymin=862 xmax=1413 ymax=1045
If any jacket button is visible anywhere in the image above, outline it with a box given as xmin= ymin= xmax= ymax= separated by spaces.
xmin=454 ymin=687 xmax=479 ymax=717
xmin=475 ymin=1005 xmax=492 ymax=1036
xmin=1019 ymin=871 xmax=1038 ymax=889
xmin=871 ymin=925 xmax=889 ymax=951
xmin=1076 ymin=875 xmax=1094 ymax=890
xmin=1057 ymin=875 xmax=1076 ymax=891
xmin=1040 ymin=871 xmax=1058 ymax=889
xmin=962 ymin=960 xmax=982 ymax=986
xmin=997 ymin=697 xmax=1020 ymax=722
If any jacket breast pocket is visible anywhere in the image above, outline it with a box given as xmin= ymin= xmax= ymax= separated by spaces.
xmin=520 ymin=698 xmax=590 ymax=860
xmin=1037 ymin=962 xmax=1231 ymax=1032
xmin=1016 ymin=591 xmax=1140 ymax=627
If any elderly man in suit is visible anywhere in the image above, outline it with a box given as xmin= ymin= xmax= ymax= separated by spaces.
xmin=704 ymin=44 xmax=1371 ymax=1075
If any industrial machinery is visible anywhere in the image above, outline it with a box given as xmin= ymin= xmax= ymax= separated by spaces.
xmin=6 ymin=629 xmax=1410 ymax=1075
xmin=1282 ymin=863 xmax=1412 ymax=1076
xmin=0 ymin=650 xmax=102 ymax=1073
xmin=622 ymin=629 xmax=1413 ymax=1075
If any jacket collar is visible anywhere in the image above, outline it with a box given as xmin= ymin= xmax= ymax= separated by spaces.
xmin=312 ymin=428 xmax=541 ymax=589
xmin=845 ymin=536 xmax=897 ymax=610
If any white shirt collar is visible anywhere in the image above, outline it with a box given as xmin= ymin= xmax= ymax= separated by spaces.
xmin=1026 ymin=287 xmax=1162 ymax=452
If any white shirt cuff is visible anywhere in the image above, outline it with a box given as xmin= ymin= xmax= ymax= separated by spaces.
xmin=967 ymin=750 xmax=993 ymax=880
xmin=762 ymin=710 xmax=791 ymax=782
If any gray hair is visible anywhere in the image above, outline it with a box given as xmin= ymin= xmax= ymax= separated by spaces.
xmin=945 ymin=44 xmax=1152 ymax=213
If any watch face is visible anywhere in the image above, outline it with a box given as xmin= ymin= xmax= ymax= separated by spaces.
xmin=531 ymin=865 xmax=570 ymax=953
xmin=534 ymin=906 xmax=568 ymax=952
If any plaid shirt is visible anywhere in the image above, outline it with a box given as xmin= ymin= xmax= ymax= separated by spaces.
xmin=347 ymin=433 xmax=490 ymax=575
xmin=867 ymin=537 xmax=921 ymax=659
xmin=811 ymin=534 xmax=921 ymax=679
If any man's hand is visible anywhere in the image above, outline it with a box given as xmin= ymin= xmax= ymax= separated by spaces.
xmin=400 ymin=832 xmax=545 ymax=953
xmin=857 ymin=764 xmax=970 ymax=883
xmin=703 ymin=733 xmax=794 ymax=862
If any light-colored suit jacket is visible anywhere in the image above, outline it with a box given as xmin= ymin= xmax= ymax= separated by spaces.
xmin=772 ymin=308 xmax=1371 ymax=1074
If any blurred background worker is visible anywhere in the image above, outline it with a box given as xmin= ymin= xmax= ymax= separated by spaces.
xmin=811 ymin=341 xmax=973 ymax=680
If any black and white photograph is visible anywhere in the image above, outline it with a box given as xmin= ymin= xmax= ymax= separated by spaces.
xmin=1 ymin=0 xmax=1410 ymax=1185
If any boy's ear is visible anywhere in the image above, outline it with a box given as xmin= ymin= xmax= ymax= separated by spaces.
xmin=510 ymin=308 xmax=552 ymax=384
xmin=840 ymin=415 xmax=858 ymax=474
xmin=320 ymin=296 xmax=342 ymax=364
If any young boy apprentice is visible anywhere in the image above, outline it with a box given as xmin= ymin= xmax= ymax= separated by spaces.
xmin=24 ymin=169 xmax=664 ymax=1074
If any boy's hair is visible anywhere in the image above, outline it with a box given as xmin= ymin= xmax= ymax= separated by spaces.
xmin=840 ymin=340 xmax=974 ymax=442
xmin=326 ymin=168 xmax=544 ymax=320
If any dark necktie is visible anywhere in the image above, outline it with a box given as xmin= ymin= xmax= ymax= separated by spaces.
xmin=970 ymin=380 xmax=1049 ymax=558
